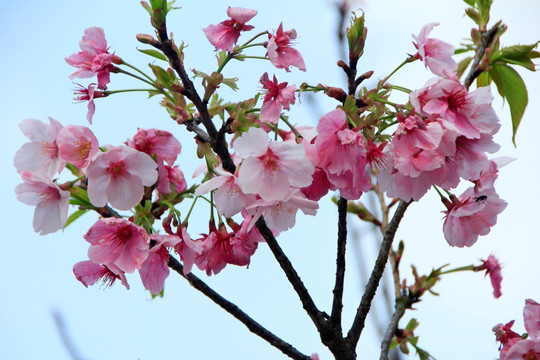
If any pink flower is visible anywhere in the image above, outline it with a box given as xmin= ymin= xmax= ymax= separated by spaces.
xmin=315 ymin=109 xmax=371 ymax=200
xmin=234 ymin=127 xmax=314 ymax=202
xmin=156 ymin=165 xmax=188 ymax=195
xmin=259 ymin=73 xmax=296 ymax=124
xmin=410 ymin=78 xmax=499 ymax=140
xmin=174 ymin=227 xmax=203 ymax=276
xmin=443 ymin=187 xmax=507 ymax=247
xmin=247 ymin=188 xmax=319 ymax=234
xmin=493 ymin=321 xmax=523 ymax=360
xmin=478 ymin=254 xmax=503 ymax=298
xmin=65 ymin=27 xmax=118 ymax=89
xmin=524 ymin=299 xmax=540 ymax=340
xmin=203 ymin=7 xmax=257 ymax=52
xmin=15 ymin=171 xmax=70 ymax=235
xmin=505 ymin=340 xmax=540 ymax=360
xmin=84 ymin=218 xmax=150 ymax=273
xmin=195 ymin=216 xmax=262 ymax=275
xmin=56 ymin=125 xmax=99 ymax=169
xmin=127 ymin=128 xmax=182 ymax=165
xmin=139 ymin=234 xmax=181 ymax=295
xmin=74 ymin=83 xmax=107 ymax=124
xmin=73 ymin=260 xmax=129 ymax=289
xmin=14 ymin=118 xmax=64 ymax=178
xmin=412 ymin=23 xmax=457 ymax=79
xmin=266 ymin=23 xmax=306 ymax=72
xmin=195 ymin=170 xmax=256 ymax=218
xmin=86 ymin=146 xmax=158 ymax=210
xmin=494 ymin=299 xmax=540 ymax=360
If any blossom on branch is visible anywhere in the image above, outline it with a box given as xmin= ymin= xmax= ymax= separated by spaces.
xmin=203 ymin=7 xmax=257 ymax=52
xmin=478 ymin=254 xmax=503 ymax=298
xmin=73 ymin=83 xmax=107 ymax=124
xmin=139 ymin=234 xmax=182 ymax=295
xmin=65 ymin=27 xmax=120 ymax=90
xmin=15 ymin=171 xmax=70 ymax=235
xmin=56 ymin=124 xmax=99 ymax=169
xmin=266 ymin=23 xmax=306 ymax=72
xmin=412 ymin=22 xmax=457 ymax=79
xmin=73 ymin=260 xmax=129 ymax=289
xmin=14 ymin=118 xmax=64 ymax=178
xmin=84 ymin=218 xmax=150 ymax=274
xmin=86 ymin=145 xmax=158 ymax=210
xmin=259 ymin=72 xmax=296 ymax=124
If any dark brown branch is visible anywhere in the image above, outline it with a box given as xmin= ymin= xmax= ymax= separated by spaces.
xmin=346 ymin=200 xmax=412 ymax=346
xmin=155 ymin=29 xmax=236 ymax=173
xmin=379 ymin=295 xmax=412 ymax=360
xmin=330 ymin=197 xmax=348 ymax=330
xmin=463 ymin=22 xmax=501 ymax=90
xmin=167 ymin=256 xmax=311 ymax=360
xmin=255 ymin=218 xmax=328 ymax=334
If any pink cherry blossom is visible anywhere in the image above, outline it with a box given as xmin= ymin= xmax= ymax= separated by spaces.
xmin=505 ymin=340 xmax=540 ymax=360
xmin=266 ymin=23 xmax=306 ymax=72
xmin=203 ymin=7 xmax=257 ymax=52
xmin=247 ymin=188 xmax=318 ymax=234
xmin=234 ymin=127 xmax=314 ymax=202
xmin=478 ymin=254 xmax=503 ymax=298
xmin=139 ymin=234 xmax=181 ymax=295
xmin=493 ymin=321 xmax=523 ymax=360
xmin=84 ymin=218 xmax=150 ymax=273
xmin=443 ymin=187 xmax=507 ymax=247
xmin=86 ymin=145 xmax=158 ymax=210
xmin=15 ymin=171 xmax=70 ymax=235
xmin=156 ymin=165 xmax=188 ymax=195
xmin=127 ymin=128 xmax=182 ymax=165
xmin=412 ymin=23 xmax=458 ymax=79
xmin=315 ymin=108 xmax=371 ymax=200
xmin=14 ymin=118 xmax=64 ymax=178
xmin=494 ymin=300 xmax=540 ymax=360
xmin=65 ymin=27 xmax=118 ymax=89
xmin=73 ymin=260 xmax=129 ymax=289
xmin=524 ymin=299 xmax=540 ymax=340
xmin=56 ymin=125 xmax=99 ymax=169
xmin=195 ymin=170 xmax=257 ymax=218
xmin=74 ymin=83 xmax=107 ymax=124
xmin=259 ymin=72 xmax=296 ymax=124
xmin=174 ymin=227 xmax=203 ymax=276
xmin=410 ymin=78 xmax=499 ymax=140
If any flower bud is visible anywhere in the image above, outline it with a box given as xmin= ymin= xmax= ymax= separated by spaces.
xmin=346 ymin=12 xmax=367 ymax=60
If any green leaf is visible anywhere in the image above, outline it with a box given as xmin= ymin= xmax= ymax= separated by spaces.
xmin=462 ymin=0 xmax=475 ymax=6
xmin=488 ymin=65 xmax=505 ymax=98
xmin=476 ymin=71 xmax=491 ymax=87
xmin=65 ymin=209 xmax=88 ymax=228
xmin=389 ymin=338 xmax=398 ymax=350
xmin=456 ymin=56 xmax=473 ymax=78
xmin=138 ymin=48 xmax=168 ymax=61
xmin=405 ymin=318 xmax=420 ymax=331
xmin=149 ymin=64 xmax=173 ymax=87
xmin=465 ymin=8 xmax=482 ymax=26
xmin=496 ymin=65 xmax=528 ymax=144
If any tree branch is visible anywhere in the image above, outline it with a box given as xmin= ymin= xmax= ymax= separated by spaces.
xmin=346 ymin=200 xmax=412 ymax=346
xmin=167 ymin=256 xmax=311 ymax=360
xmin=330 ymin=197 xmax=348 ymax=330
xmin=255 ymin=218 xmax=328 ymax=334
xmin=463 ymin=22 xmax=501 ymax=90
xmin=379 ymin=295 xmax=411 ymax=360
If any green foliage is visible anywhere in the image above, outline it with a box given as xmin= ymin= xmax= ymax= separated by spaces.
xmin=492 ymin=65 xmax=528 ymax=145
xmin=64 ymin=209 xmax=88 ymax=228
xmin=137 ymin=48 xmax=168 ymax=62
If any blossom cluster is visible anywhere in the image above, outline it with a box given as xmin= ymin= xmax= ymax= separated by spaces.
xmin=493 ymin=299 xmax=540 ymax=360
xmin=14 ymin=7 xmax=509 ymax=302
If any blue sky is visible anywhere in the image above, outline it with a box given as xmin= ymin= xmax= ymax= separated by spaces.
xmin=1 ymin=1 xmax=539 ymax=359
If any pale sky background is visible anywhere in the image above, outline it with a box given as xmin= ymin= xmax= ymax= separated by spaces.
xmin=1 ymin=1 xmax=539 ymax=359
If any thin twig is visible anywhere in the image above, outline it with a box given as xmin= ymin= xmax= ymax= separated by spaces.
xmin=330 ymin=197 xmax=348 ymax=331
xmin=379 ymin=296 xmax=411 ymax=360
xmin=167 ymin=256 xmax=311 ymax=360
xmin=346 ymin=200 xmax=412 ymax=346
xmin=52 ymin=310 xmax=85 ymax=360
